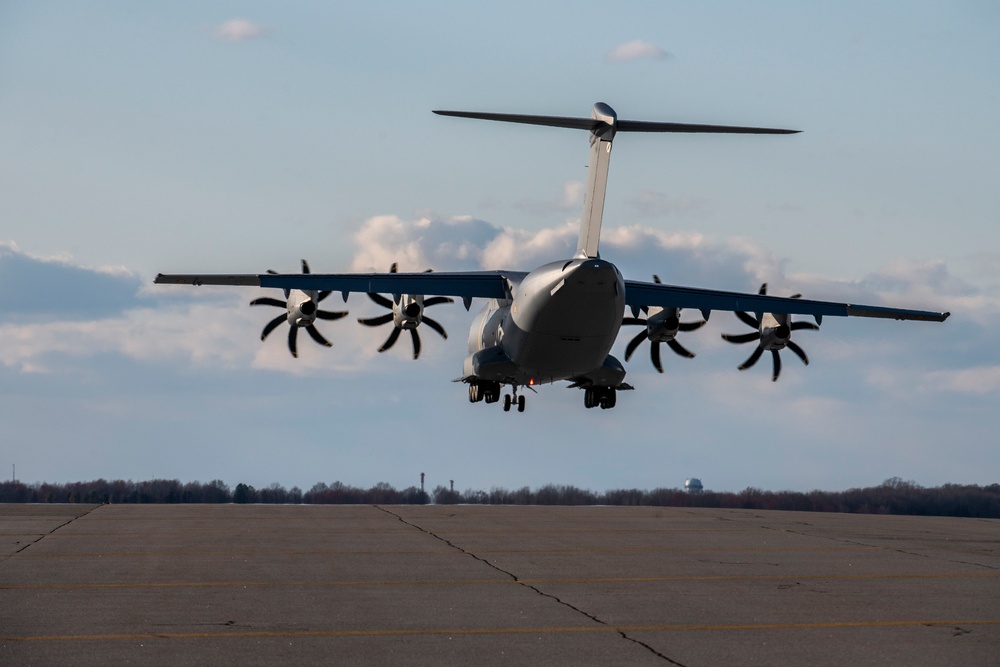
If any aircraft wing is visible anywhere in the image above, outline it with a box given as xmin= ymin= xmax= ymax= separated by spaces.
xmin=624 ymin=279 xmax=950 ymax=323
xmin=154 ymin=270 xmax=525 ymax=303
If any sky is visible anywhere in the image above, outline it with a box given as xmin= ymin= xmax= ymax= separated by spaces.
xmin=1 ymin=2 xmax=999 ymax=494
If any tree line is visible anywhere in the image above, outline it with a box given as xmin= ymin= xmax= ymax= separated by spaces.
xmin=1 ymin=477 xmax=998 ymax=518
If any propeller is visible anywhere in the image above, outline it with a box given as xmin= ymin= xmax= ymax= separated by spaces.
xmin=249 ymin=259 xmax=348 ymax=358
xmin=720 ymin=283 xmax=819 ymax=381
xmin=357 ymin=263 xmax=454 ymax=360
xmin=621 ymin=275 xmax=707 ymax=372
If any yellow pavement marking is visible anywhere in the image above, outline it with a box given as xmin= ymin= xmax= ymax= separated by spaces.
xmin=3 ymin=571 xmax=997 ymax=591
xmin=5 ymin=619 xmax=1000 ymax=642
xmin=8 ymin=545 xmax=878 ymax=558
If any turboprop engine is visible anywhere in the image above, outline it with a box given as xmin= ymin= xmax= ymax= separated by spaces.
xmin=621 ymin=276 xmax=707 ymax=372
xmin=721 ymin=284 xmax=819 ymax=381
xmin=357 ymin=263 xmax=453 ymax=359
xmin=248 ymin=259 xmax=349 ymax=358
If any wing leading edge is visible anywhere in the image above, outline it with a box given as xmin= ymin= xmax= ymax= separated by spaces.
xmin=154 ymin=270 xmax=522 ymax=303
xmin=624 ymin=279 xmax=950 ymax=323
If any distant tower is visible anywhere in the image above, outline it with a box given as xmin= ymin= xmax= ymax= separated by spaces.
xmin=420 ymin=472 xmax=425 ymax=493
xmin=685 ymin=478 xmax=704 ymax=494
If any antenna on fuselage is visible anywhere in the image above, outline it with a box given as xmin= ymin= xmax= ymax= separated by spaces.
xmin=433 ymin=104 xmax=799 ymax=259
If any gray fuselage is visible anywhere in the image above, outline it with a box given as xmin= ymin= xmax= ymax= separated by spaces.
xmin=465 ymin=258 xmax=626 ymax=386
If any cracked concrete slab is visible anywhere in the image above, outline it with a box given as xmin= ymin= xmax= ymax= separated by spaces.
xmin=1 ymin=504 xmax=998 ymax=665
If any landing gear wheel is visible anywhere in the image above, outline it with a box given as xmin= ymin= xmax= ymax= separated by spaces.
xmin=483 ymin=382 xmax=501 ymax=404
xmin=584 ymin=386 xmax=617 ymax=409
xmin=503 ymin=394 xmax=512 ymax=412
xmin=517 ymin=395 xmax=525 ymax=412
xmin=604 ymin=389 xmax=616 ymax=409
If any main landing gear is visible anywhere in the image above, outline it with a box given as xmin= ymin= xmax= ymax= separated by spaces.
xmin=468 ymin=381 xmax=525 ymax=412
xmin=583 ymin=386 xmax=616 ymax=410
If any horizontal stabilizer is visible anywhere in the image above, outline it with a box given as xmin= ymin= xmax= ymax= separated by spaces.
xmin=433 ymin=109 xmax=799 ymax=135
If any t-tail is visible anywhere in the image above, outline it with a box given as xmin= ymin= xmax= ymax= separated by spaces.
xmin=433 ymin=103 xmax=799 ymax=259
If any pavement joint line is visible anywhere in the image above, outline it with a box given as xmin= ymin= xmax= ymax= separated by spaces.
xmin=0 ymin=504 xmax=103 ymax=566
xmin=376 ymin=506 xmax=689 ymax=665
xmin=5 ymin=620 xmax=1000 ymax=642
xmin=4 ymin=571 xmax=998 ymax=590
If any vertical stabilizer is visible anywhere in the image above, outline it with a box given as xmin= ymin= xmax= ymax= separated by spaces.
xmin=577 ymin=103 xmax=617 ymax=259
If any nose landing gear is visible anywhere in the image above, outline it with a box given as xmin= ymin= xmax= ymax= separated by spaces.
xmin=470 ymin=381 xmax=526 ymax=412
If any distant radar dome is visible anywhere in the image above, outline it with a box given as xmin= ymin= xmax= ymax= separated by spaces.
xmin=684 ymin=478 xmax=703 ymax=493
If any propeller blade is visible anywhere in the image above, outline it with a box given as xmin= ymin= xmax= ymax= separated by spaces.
xmin=771 ymin=349 xmax=782 ymax=382
xmin=622 ymin=317 xmax=646 ymax=326
xmin=735 ymin=311 xmax=759 ymax=329
xmin=389 ymin=263 xmax=398 ymax=274
xmin=305 ymin=325 xmax=332 ymax=347
xmin=738 ymin=346 xmax=764 ymax=371
xmin=650 ymin=341 xmax=664 ymax=373
xmin=421 ymin=315 xmax=447 ymax=339
xmin=316 ymin=309 xmax=348 ymax=321
xmin=409 ymin=328 xmax=422 ymax=360
xmin=678 ymin=319 xmax=707 ymax=332
xmin=261 ymin=314 xmax=286 ymax=341
xmin=423 ymin=296 xmax=454 ymax=308
xmin=722 ymin=332 xmax=760 ymax=344
xmin=379 ymin=326 xmax=401 ymax=352
xmin=301 ymin=259 xmax=311 ymax=274
xmin=367 ymin=292 xmax=394 ymax=309
xmin=266 ymin=269 xmax=279 ymax=275
xmin=653 ymin=275 xmax=662 ymax=284
xmin=250 ymin=297 xmax=287 ymax=308
xmin=624 ymin=329 xmax=647 ymax=361
xmin=790 ymin=321 xmax=820 ymax=332
xmin=318 ymin=290 xmax=332 ymax=302
xmin=288 ymin=326 xmax=299 ymax=358
xmin=667 ymin=338 xmax=695 ymax=359
xmin=786 ymin=340 xmax=810 ymax=366
xmin=758 ymin=283 xmax=768 ymax=295
xmin=358 ymin=312 xmax=394 ymax=327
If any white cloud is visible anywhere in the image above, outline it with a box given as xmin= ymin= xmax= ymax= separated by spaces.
xmin=607 ymin=39 xmax=670 ymax=63
xmin=925 ymin=366 xmax=1000 ymax=395
xmin=349 ymin=215 xmax=501 ymax=273
xmin=212 ymin=19 xmax=268 ymax=42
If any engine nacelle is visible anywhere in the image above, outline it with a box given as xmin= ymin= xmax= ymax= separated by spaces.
xmin=392 ymin=294 xmax=424 ymax=329
xmin=758 ymin=312 xmax=791 ymax=350
xmin=286 ymin=289 xmax=319 ymax=326
xmin=644 ymin=306 xmax=681 ymax=342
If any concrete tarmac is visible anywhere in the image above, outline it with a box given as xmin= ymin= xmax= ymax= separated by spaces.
xmin=1 ymin=503 xmax=998 ymax=665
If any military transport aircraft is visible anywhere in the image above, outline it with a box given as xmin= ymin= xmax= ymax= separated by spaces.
xmin=155 ymin=103 xmax=949 ymax=413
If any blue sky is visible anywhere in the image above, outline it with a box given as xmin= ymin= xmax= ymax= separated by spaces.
xmin=1 ymin=2 xmax=998 ymax=493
